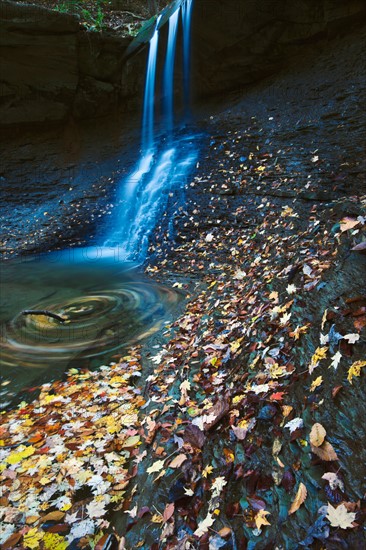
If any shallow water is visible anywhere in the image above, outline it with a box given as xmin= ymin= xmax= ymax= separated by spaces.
xmin=0 ymin=249 xmax=182 ymax=408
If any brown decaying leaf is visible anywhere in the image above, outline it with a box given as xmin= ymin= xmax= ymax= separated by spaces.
xmin=2 ymin=532 xmax=23 ymax=549
xmin=309 ymin=423 xmax=326 ymax=447
xmin=311 ymin=441 xmax=338 ymax=461
xmin=38 ymin=510 xmax=65 ymax=524
xmin=288 ymin=482 xmax=307 ymax=514
xmin=202 ymin=397 xmax=230 ymax=430
xmin=183 ymin=424 xmax=206 ymax=449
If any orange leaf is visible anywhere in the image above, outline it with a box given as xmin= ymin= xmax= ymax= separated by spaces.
xmin=288 ymin=482 xmax=307 ymax=515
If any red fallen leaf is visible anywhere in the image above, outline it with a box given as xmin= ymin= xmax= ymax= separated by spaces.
xmin=163 ymin=502 xmax=175 ymax=522
xmin=2 ymin=532 xmax=22 ymax=549
xmin=38 ymin=446 xmax=51 ymax=454
xmin=270 ymin=392 xmax=285 ymax=401
xmin=332 ymin=385 xmax=343 ymax=398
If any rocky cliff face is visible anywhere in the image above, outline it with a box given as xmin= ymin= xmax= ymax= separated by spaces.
xmin=191 ymin=0 xmax=366 ymax=97
xmin=0 ymin=0 xmax=145 ymax=126
xmin=1 ymin=0 xmax=365 ymax=128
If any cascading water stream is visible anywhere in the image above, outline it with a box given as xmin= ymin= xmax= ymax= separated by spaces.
xmin=182 ymin=0 xmax=194 ymax=114
xmin=105 ymin=0 xmax=197 ymax=261
xmin=142 ymin=15 xmax=161 ymax=152
xmin=163 ymin=9 xmax=180 ymax=136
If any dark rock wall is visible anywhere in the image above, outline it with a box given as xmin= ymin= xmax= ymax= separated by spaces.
xmin=191 ymin=0 xmax=366 ymax=97
xmin=1 ymin=0 xmax=366 ymax=128
xmin=0 ymin=0 xmax=145 ymax=126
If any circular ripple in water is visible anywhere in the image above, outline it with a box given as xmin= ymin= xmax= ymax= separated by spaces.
xmin=1 ymin=283 xmax=179 ymax=370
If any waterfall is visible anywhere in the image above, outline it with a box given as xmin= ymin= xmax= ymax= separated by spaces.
xmin=182 ymin=0 xmax=194 ymax=114
xmin=142 ymin=15 xmax=161 ymax=152
xmin=104 ymin=1 xmax=198 ymax=262
xmin=163 ymin=8 xmax=180 ymax=136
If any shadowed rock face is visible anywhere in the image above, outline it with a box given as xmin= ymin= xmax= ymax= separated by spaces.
xmin=0 ymin=0 xmax=143 ymax=126
xmin=191 ymin=0 xmax=366 ymax=97
xmin=1 ymin=0 xmax=366 ymax=127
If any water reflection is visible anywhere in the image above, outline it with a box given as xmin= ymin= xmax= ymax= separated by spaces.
xmin=0 ymin=249 xmax=181 ymax=407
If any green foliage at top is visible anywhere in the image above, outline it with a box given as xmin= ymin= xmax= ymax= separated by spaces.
xmin=54 ymin=0 xmax=108 ymax=31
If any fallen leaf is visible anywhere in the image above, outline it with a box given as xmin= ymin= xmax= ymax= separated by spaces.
xmin=311 ymin=441 xmax=338 ymax=461
xmin=332 ymin=385 xmax=343 ymax=398
xmin=310 ymin=376 xmax=323 ymax=392
xmin=351 ymin=242 xmax=366 ymax=253
xmin=330 ymin=351 xmax=342 ymax=370
xmin=211 ymin=476 xmax=227 ymax=497
xmin=2 ymin=532 xmax=23 ymax=550
xmin=183 ymin=424 xmax=205 ymax=449
xmin=39 ymin=511 xmax=65 ymax=524
xmin=202 ymin=465 xmax=213 ymax=478
xmin=309 ymin=423 xmax=326 ymax=447
xmin=343 ymin=333 xmax=360 ymax=344
xmin=326 ymin=503 xmax=356 ymax=529
xmin=163 ymin=502 xmax=175 ymax=522
xmin=146 ymin=460 xmax=165 ymax=475
xmin=347 ymin=360 xmax=366 ymax=383
xmin=322 ymin=472 xmax=344 ymax=491
xmin=340 ymin=217 xmax=360 ymax=232
xmin=168 ymin=454 xmax=187 ymax=469
xmin=284 ymin=417 xmax=304 ymax=433
xmin=194 ymin=513 xmax=215 ymax=537
xmin=288 ymin=482 xmax=307 ymax=514
xmin=255 ymin=509 xmax=271 ymax=529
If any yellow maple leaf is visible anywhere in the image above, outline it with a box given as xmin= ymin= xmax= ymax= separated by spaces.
xmin=310 ymin=376 xmax=323 ymax=392
xmin=309 ymin=346 xmax=328 ymax=373
xmin=347 ymin=360 xmax=366 ymax=384
xmin=255 ymin=509 xmax=271 ymax=530
xmin=43 ymin=532 xmax=68 ymax=550
xmin=23 ymin=528 xmax=43 ymax=549
xmin=268 ymin=364 xmax=288 ymax=379
xmin=7 ymin=445 xmax=36 ymax=465
xmin=289 ymin=324 xmax=309 ymax=340
xmin=202 ymin=465 xmax=213 ymax=478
